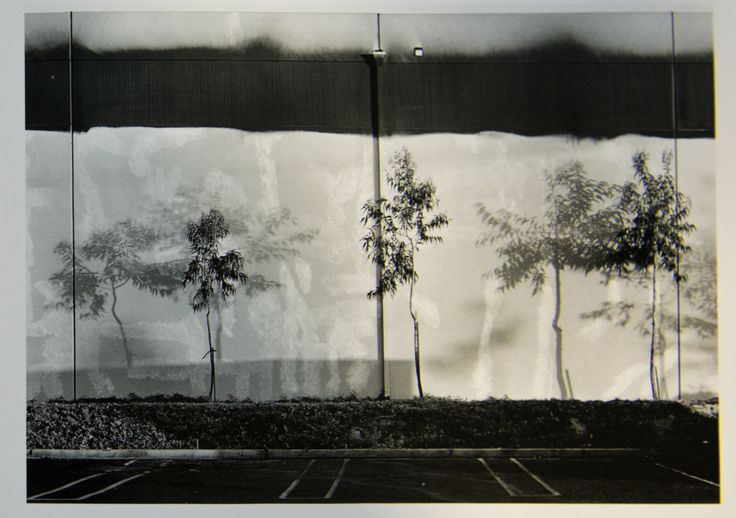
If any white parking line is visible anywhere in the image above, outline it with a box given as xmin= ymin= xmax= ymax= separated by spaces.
xmin=279 ymin=459 xmax=316 ymax=500
xmin=76 ymin=472 xmax=149 ymax=501
xmin=29 ymin=471 xmax=148 ymax=502
xmin=510 ymin=458 xmax=560 ymax=496
xmin=279 ymin=459 xmax=351 ymax=500
xmin=324 ymin=459 xmax=350 ymax=499
xmin=654 ymin=462 xmax=720 ymax=487
xmin=28 ymin=473 xmax=107 ymax=500
xmin=478 ymin=458 xmax=518 ymax=496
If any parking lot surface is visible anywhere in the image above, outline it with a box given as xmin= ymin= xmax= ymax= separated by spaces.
xmin=27 ymin=453 xmax=719 ymax=504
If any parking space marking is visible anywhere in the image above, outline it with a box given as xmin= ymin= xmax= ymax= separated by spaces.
xmin=279 ymin=459 xmax=351 ymax=500
xmin=28 ymin=472 xmax=107 ymax=500
xmin=124 ymin=460 xmax=137 ymax=467
xmin=510 ymin=458 xmax=560 ymax=496
xmin=477 ymin=458 xmax=518 ymax=496
xmin=654 ymin=462 xmax=720 ymax=488
xmin=75 ymin=472 xmax=149 ymax=501
xmin=29 ymin=471 xmax=149 ymax=502
xmin=324 ymin=459 xmax=350 ymax=499
xmin=279 ymin=459 xmax=316 ymax=500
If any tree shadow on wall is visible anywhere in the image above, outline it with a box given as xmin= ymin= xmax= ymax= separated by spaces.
xmin=48 ymin=200 xmax=319 ymax=372
xmin=580 ymin=247 xmax=717 ymax=399
xmin=475 ymin=160 xmax=623 ymax=400
xmin=148 ymin=189 xmax=320 ymax=360
xmin=48 ymin=220 xmax=184 ymax=369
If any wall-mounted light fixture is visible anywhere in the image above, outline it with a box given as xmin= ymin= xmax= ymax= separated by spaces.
xmin=372 ymin=48 xmax=386 ymax=65
xmin=413 ymin=47 xmax=424 ymax=58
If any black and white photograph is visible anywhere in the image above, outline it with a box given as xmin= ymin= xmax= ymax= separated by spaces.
xmin=4 ymin=0 xmax=735 ymax=514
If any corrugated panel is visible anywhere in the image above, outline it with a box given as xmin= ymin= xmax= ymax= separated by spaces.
xmin=25 ymin=61 xmax=69 ymax=131
xmin=676 ymin=63 xmax=715 ymax=135
xmin=380 ymin=63 xmax=678 ymax=137
xmin=26 ymin=55 xmax=713 ymax=137
xmin=71 ymin=60 xmax=372 ymax=133
xmin=273 ymin=62 xmax=372 ymax=131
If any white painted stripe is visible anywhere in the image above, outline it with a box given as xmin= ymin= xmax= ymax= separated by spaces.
xmin=324 ymin=459 xmax=350 ymax=499
xmin=478 ymin=458 xmax=517 ymax=496
xmin=510 ymin=457 xmax=560 ymax=496
xmin=655 ymin=462 xmax=720 ymax=487
xmin=279 ymin=459 xmax=316 ymax=500
xmin=76 ymin=472 xmax=148 ymax=501
xmin=28 ymin=472 xmax=107 ymax=500
xmin=124 ymin=460 xmax=137 ymax=467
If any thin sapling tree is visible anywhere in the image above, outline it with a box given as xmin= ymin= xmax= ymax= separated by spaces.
xmin=182 ymin=208 xmax=248 ymax=401
xmin=149 ymin=190 xmax=319 ymax=358
xmin=607 ymin=150 xmax=694 ymax=399
xmin=361 ymin=148 xmax=449 ymax=398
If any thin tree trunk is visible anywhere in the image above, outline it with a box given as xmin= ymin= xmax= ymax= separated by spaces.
xmin=214 ymin=297 xmax=223 ymax=360
xmin=656 ymin=280 xmax=669 ymax=399
xmin=205 ymin=305 xmax=216 ymax=401
xmin=650 ymin=264 xmax=659 ymax=400
xmin=414 ymin=319 xmax=423 ymax=399
xmin=552 ymin=266 xmax=568 ymax=400
xmin=110 ymin=283 xmax=133 ymax=368
xmin=409 ymin=273 xmax=424 ymax=399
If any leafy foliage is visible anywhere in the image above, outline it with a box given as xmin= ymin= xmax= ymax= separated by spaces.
xmin=149 ymin=191 xmax=319 ymax=357
xmin=182 ymin=209 xmax=248 ymax=401
xmin=582 ymin=248 xmax=716 ymax=339
xmin=361 ymin=148 xmax=449 ymax=299
xmin=27 ymin=398 xmax=717 ymax=452
xmin=361 ymin=148 xmax=449 ymax=398
xmin=603 ymin=151 xmax=695 ymax=399
xmin=183 ymin=209 xmax=248 ymax=312
xmin=150 ymin=187 xmax=319 ymax=294
xmin=607 ymin=151 xmax=694 ymax=280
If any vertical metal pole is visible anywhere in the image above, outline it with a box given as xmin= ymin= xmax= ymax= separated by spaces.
xmin=377 ymin=12 xmax=382 ymax=52
xmin=69 ymin=11 xmax=77 ymax=401
xmin=670 ymin=12 xmax=683 ymax=401
xmin=367 ymin=13 xmax=387 ymax=398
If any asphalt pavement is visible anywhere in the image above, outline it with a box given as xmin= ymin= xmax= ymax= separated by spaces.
xmin=27 ymin=451 xmax=720 ymax=504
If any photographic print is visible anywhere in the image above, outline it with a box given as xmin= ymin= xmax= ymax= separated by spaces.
xmin=23 ymin=5 xmax=721 ymax=507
